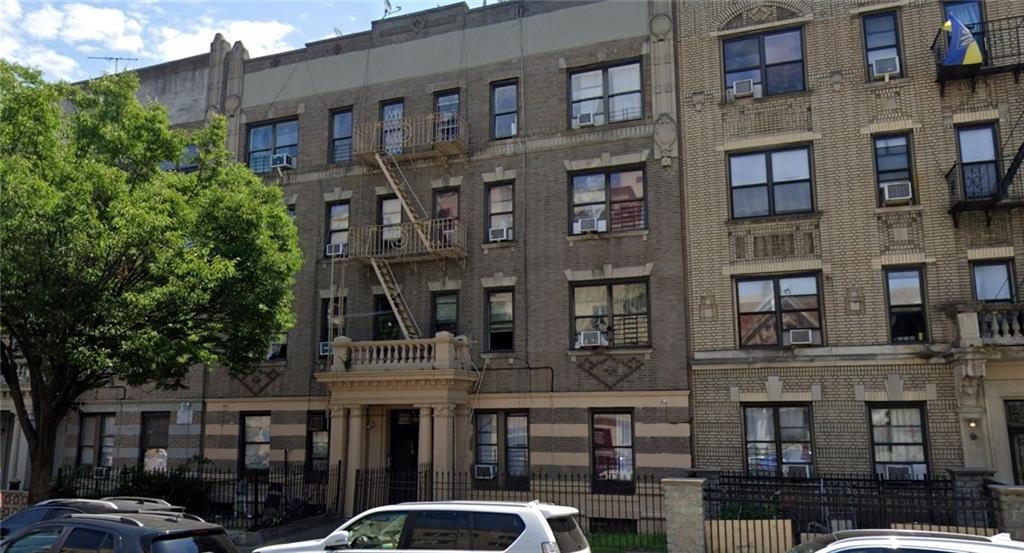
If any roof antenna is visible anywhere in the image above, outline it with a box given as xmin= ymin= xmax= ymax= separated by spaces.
xmin=333 ymin=26 xmax=344 ymax=37
xmin=88 ymin=56 xmax=138 ymax=73
xmin=382 ymin=0 xmax=401 ymax=18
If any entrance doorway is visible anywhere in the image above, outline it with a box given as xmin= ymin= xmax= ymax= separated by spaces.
xmin=1008 ymin=400 xmax=1024 ymax=485
xmin=388 ymin=409 xmax=419 ymax=503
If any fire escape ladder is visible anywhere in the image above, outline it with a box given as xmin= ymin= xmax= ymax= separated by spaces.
xmin=997 ymin=111 xmax=1024 ymax=203
xmin=369 ymin=257 xmax=420 ymax=340
xmin=374 ymin=152 xmax=435 ymax=252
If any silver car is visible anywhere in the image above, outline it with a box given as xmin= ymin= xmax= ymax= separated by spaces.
xmin=787 ymin=530 xmax=1024 ymax=553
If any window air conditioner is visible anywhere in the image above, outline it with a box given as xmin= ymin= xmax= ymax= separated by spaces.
xmin=271 ymin=153 xmax=295 ymax=169
xmin=882 ymin=180 xmax=913 ymax=205
xmin=578 ymin=217 xmax=600 ymax=233
xmin=577 ymin=112 xmax=596 ymax=127
xmin=319 ymin=341 xmax=333 ymax=357
xmin=489 ymin=227 xmax=511 ymax=242
xmin=579 ymin=331 xmax=608 ymax=348
xmin=885 ymin=465 xmax=913 ymax=480
xmin=871 ymin=56 xmax=901 ymax=80
xmin=732 ymin=79 xmax=755 ymax=98
xmin=784 ymin=465 xmax=810 ymax=478
xmin=308 ymin=416 xmax=327 ymax=432
xmin=788 ymin=328 xmax=814 ymax=346
xmin=474 ymin=464 xmax=497 ymax=480
xmin=325 ymin=243 xmax=348 ymax=257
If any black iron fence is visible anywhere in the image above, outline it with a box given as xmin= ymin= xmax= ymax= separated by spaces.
xmin=703 ymin=471 xmax=1001 ymax=553
xmin=54 ymin=463 xmax=343 ymax=530
xmin=354 ymin=468 xmax=666 ymax=553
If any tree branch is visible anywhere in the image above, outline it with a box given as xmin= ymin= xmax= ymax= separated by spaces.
xmin=0 ymin=341 xmax=38 ymax=448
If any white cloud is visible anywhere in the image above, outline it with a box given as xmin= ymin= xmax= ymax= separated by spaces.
xmin=19 ymin=46 xmax=80 ymax=80
xmin=154 ymin=19 xmax=296 ymax=60
xmin=23 ymin=4 xmax=62 ymax=39
xmin=2 ymin=0 xmax=22 ymax=21
xmin=61 ymin=3 xmax=145 ymax=52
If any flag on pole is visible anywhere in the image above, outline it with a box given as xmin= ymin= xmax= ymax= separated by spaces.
xmin=942 ymin=15 xmax=983 ymax=66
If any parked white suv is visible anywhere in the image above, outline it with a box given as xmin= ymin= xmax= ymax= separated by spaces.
xmin=254 ymin=501 xmax=589 ymax=553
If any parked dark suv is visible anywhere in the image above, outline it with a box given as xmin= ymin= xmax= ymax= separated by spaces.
xmin=0 ymin=513 xmax=236 ymax=553
xmin=0 ymin=498 xmax=182 ymax=539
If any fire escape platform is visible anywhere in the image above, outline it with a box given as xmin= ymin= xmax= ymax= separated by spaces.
xmin=353 ymin=112 xmax=469 ymax=165
xmin=931 ymin=15 xmax=1024 ymax=93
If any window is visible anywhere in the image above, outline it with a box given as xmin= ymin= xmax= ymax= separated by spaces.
xmin=286 ymin=204 xmax=296 ymax=219
xmin=433 ymin=189 xmax=459 ymax=220
xmin=432 ymin=292 xmax=458 ymax=336
xmin=330 ymin=109 xmax=353 ymax=163
xmin=506 ymin=413 xmax=529 ymax=488
xmin=491 ymin=81 xmax=518 ymax=139
xmin=972 ymin=261 xmax=1014 ymax=302
xmin=572 ymin=281 xmax=650 ymax=348
xmin=320 ymin=297 xmax=346 ymax=353
xmin=548 ymin=517 xmax=589 ymax=553
xmin=435 ymin=90 xmax=460 ymax=142
xmin=78 ymin=413 xmax=116 ymax=468
xmin=475 ymin=412 xmax=498 ymax=473
xmin=160 ymin=144 xmax=199 ymax=173
xmin=869 ymin=404 xmax=927 ymax=479
xmin=570 ymin=61 xmax=642 ymax=128
xmin=571 ymin=168 xmax=645 ymax=234
xmin=373 ymin=295 xmax=401 ymax=341
xmin=379 ymin=196 xmax=403 ymax=246
xmin=723 ymin=28 xmax=804 ymax=100
xmin=729 ymin=147 xmax=812 ymax=219
xmin=140 ymin=412 xmax=169 ymax=472
xmin=240 ymin=414 xmax=271 ymax=472
xmin=150 ymin=535 xmax=235 ymax=553
xmin=5 ymin=529 xmax=63 ymax=553
xmin=343 ymin=511 xmax=409 ymax=550
xmin=0 ymin=508 xmax=49 ymax=537
xmin=486 ymin=290 xmax=514 ymax=351
xmin=381 ymin=100 xmax=405 ymax=155
xmin=863 ymin=11 xmax=903 ymax=80
xmin=957 ymin=125 xmax=999 ymax=199
xmin=736 ymin=274 xmax=822 ymax=347
xmin=874 ymin=135 xmax=913 ymax=205
xmin=486 ymin=183 xmax=514 ymax=241
xmin=943 ymin=1 xmax=985 ymax=46
xmin=886 ymin=268 xmax=927 ymax=343
xmin=266 ymin=333 xmax=287 ymax=360
xmin=248 ymin=120 xmax=298 ymax=173
xmin=472 ymin=513 xmax=526 ymax=551
xmin=60 ymin=529 xmax=114 ymax=553
xmin=306 ymin=411 xmax=329 ymax=472
xmin=744 ymin=405 xmax=812 ymax=477
xmin=592 ymin=412 xmax=634 ymax=490
xmin=326 ymin=202 xmax=349 ymax=257
xmin=408 ymin=511 xmax=470 ymax=550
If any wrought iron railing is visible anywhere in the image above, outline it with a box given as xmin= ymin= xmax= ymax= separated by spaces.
xmin=354 ymin=112 xmax=469 ymax=161
xmin=931 ymin=15 xmax=1024 ymax=81
xmin=947 ymin=156 xmax=1024 ymax=211
xmin=346 ymin=218 xmax=465 ymax=261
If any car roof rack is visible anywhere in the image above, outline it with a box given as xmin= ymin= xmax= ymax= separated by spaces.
xmin=136 ymin=510 xmax=206 ymax=523
xmin=67 ymin=514 xmax=146 ymax=527
xmin=37 ymin=498 xmax=118 ymax=509
xmin=101 ymin=497 xmax=172 ymax=507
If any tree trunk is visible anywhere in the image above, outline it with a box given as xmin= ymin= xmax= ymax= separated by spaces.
xmin=25 ymin=415 xmax=61 ymax=503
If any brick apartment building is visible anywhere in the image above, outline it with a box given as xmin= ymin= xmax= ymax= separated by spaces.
xmin=678 ymin=0 xmax=1024 ymax=484
xmin=27 ymin=0 xmax=693 ymax=514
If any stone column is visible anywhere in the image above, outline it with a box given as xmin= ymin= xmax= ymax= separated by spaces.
xmin=345 ymin=406 xmax=367 ymax=517
xmin=432 ymin=404 xmax=455 ymax=474
xmin=662 ymin=478 xmax=706 ymax=553
xmin=453 ymin=406 xmax=471 ymax=473
xmin=990 ymin=485 xmax=1024 ymax=540
xmin=417 ymin=406 xmax=433 ymax=470
xmin=328 ymin=406 xmax=349 ymax=511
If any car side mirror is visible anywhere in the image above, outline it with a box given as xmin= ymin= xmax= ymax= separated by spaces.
xmin=324 ymin=530 xmax=349 ymax=550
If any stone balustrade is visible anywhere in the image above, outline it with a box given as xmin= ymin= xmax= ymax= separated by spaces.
xmin=955 ymin=303 xmax=1024 ymax=347
xmin=330 ymin=331 xmax=471 ymax=372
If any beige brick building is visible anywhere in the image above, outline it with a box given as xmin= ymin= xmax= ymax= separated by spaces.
xmin=677 ymin=0 xmax=1023 ymax=483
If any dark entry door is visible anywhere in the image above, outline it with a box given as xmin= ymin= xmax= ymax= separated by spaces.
xmin=1008 ymin=401 xmax=1024 ymax=484
xmin=389 ymin=409 xmax=419 ymax=503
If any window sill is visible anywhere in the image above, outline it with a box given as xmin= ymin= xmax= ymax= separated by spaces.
xmin=566 ymin=118 xmax=647 ymax=134
xmin=863 ymin=76 xmax=909 ymax=90
xmin=725 ymin=212 xmax=819 ymax=227
xmin=481 ymin=241 xmax=516 ymax=253
xmin=875 ymin=204 xmax=921 ymax=215
xmin=720 ymin=89 xmax=812 ymax=108
xmin=480 ymin=352 xmax=517 ymax=363
xmin=567 ymin=347 xmax=652 ymax=361
xmin=566 ymin=229 xmax=649 ymax=245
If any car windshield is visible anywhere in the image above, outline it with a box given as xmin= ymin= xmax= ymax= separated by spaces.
xmin=1 ymin=509 xmax=49 ymax=537
xmin=547 ymin=517 xmax=588 ymax=553
xmin=150 ymin=533 xmax=236 ymax=553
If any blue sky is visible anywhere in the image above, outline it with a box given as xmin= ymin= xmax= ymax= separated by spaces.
xmin=0 ymin=0 xmax=485 ymax=81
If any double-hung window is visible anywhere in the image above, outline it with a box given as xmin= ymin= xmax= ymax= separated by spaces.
xmin=591 ymin=411 xmax=634 ymax=492
xmin=306 ymin=411 xmax=329 ymax=473
xmin=240 ymin=414 xmax=271 ymax=472
xmin=572 ymin=281 xmax=650 ymax=348
xmin=433 ymin=189 xmax=459 ymax=220
xmin=491 ymin=81 xmax=518 ymax=139
xmin=325 ymin=202 xmax=349 ymax=257
xmin=737 ymin=274 xmax=822 ymax=347
xmin=886 ymin=268 xmax=927 ymax=343
xmin=943 ymin=1 xmax=986 ymax=50
xmin=874 ymin=135 xmax=913 ymax=205
xmin=435 ymin=90 xmax=460 ymax=143
xmin=863 ymin=11 xmax=903 ymax=80
xmin=972 ymin=260 xmax=1014 ymax=302
xmin=486 ymin=290 xmax=514 ymax=351
xmin=78 ymin=413 xmax=116 ymax=469
xmin=140 ymin=412 xmax=169 ymax=472
xmin=330 ymin=109 xmax=353 ymax=163
xmin=472 ymin=412 xmax=529 ymax=489
xmin=957 ymin=125 xmax=999 ymax=199
xmin=744 ymin=405 xmax=812 ymax=477
xmin=506 ymin=413 xmax=529 ymax=488
xmin=570 ymin=61 xmax=642 ymax=128
xmin=723 ymin=28 xmax=804 ymax=100
xmin=248 ymin=120 xmax=298 ymax=173
xmin=432 ymin=292 xmax=458 ymax=336
xmin=487 ymin=183 xmax=514 ymax=241
xmin=475 ymin=412 xmax=498 ymax=474
xmin=869 ymin=404 xmax=927 ymax=479
xmin=571 ymin=169 xmax=645 ymax=234
xmin=730 ymin=147 xmax=812 ymax=219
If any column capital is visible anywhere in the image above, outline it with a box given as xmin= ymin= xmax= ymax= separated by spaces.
xmin=431 ymin=404 xmax=456 ymax=417
xmin=349 ymin=405 xmax=367 ymax=418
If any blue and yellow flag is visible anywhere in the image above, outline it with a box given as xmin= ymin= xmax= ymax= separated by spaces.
xmin=943 ymin=15 xmax=983 ymax=66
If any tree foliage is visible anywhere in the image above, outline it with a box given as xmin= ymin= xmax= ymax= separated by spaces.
xmin=0 ymin=61 xmax=302 ymax=499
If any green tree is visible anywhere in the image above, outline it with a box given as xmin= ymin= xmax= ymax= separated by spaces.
xmin=0 ymin=62 xmax=302 ymax=501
